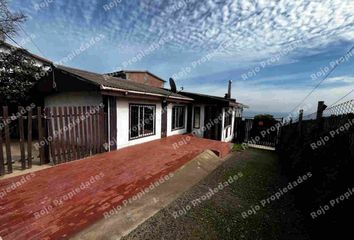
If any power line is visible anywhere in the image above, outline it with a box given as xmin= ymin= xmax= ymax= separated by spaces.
xmin=328 ymin=88 xmax=354 ymax=107
xmin=288 ymin=44 xmax=354 ymax=114
xmin=18 ymin=24 xmax=47 ymax=57
xmin=0 ymin=29 xmax=24 ymax=48
xmin=0 ymin=4 xmax=27 ymax=49
xmin=0 ymin=1 xmax=45 ymax=56
xmin=0 ymin=22 xmax=48 ymax=61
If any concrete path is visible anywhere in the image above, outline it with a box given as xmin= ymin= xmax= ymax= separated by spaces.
xmin=0 ymin=135 xmax=230 ymax=240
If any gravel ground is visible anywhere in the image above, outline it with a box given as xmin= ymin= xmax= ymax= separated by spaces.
xmin=121 ymin=148 xmax=310 ymax=240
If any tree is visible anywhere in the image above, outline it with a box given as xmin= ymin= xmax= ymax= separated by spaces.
xmin=0 ymin=0 xmax=45 ymax=105
xmin=253 ymin=114 xmax=277 ymax=127
xmin=250 ymin=114 xmax=278 ymax=141
xmin=0 ymin=48 xmax=45 ymax=105
xmin=0 ymin=0 xmax=25 ymax=39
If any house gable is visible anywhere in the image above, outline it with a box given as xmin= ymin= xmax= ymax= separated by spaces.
xmin=110 ymin=71 xmax=166 ymax=88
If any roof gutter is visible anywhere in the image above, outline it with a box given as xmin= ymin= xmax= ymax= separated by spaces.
xmin=100 ymin=85 xmax=193 ymax=101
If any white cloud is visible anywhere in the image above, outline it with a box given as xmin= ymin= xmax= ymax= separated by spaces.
xmin=325 ymin=76 xmax=354 ymax=84
xmin=14 ymin=0 xmax=354 ymax=62
xmin=9 ymin=0 xmax=354 ymax=115
xmin=186 ymin=81 xmax=354 ymax=115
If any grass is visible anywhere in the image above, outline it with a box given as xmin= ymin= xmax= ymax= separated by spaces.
xmin=232 ymin=143 xmax=245 ymax=152
xmin=122 ymin=148 xmax=309 ymax=240
xmin=187 ymin=149 xmax=307 ymax=240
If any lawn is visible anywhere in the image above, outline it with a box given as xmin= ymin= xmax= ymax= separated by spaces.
xmin=122 ymin=148 xmax=309 ymax=240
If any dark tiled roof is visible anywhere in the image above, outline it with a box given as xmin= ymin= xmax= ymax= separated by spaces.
xmin=181 ymin=91 xmax=247 ymax=108
xmin=182 ymin=92 xmax=236 ymax=103
xmin=56 ymin=65 xmax=192 ymax=100
xmin=182 ymin=91 xmax=235 ymax=102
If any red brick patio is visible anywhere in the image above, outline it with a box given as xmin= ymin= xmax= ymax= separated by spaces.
xmin=0 ymin=135 xmax=230 ymax=240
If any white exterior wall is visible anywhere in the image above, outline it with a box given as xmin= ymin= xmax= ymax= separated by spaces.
xmin=221 ymin=107 xmax=236 ymax=142
xmin=44 ymin=91 xmax=103 ymax=107
xmin=167 ymin=103 xmax=188 ymax=136
xmin=116 ymin=98 xmax=162 ymax=149
xmin=191 ymin=104 xmax=205 ymax=138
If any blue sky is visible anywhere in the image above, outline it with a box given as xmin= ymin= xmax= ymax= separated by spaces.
xmin=7 ymin=0 xmax=354 ymax=116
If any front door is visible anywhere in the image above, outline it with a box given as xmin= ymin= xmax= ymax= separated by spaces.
xmin=204 ymin=106 xmax=221 ymax=140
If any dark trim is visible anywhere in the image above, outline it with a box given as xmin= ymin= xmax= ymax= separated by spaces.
xmin=172 ymin=105 xmax=186 ymax=131
xmin=128 ymin=103 xmax=156 ymax=141
xmin=166 ymin=98 xmax=193 ymax=104
xmin=100 ymin=90 xmax=193 ymax=103
xmin=216 ymin=108 xmax=222 ymax=141
xmin=161 ymin=101 xmax=168 ymax=138
xmin=180 ymin=91 xmax=241 ymax=107
xmin=172 ymin=126 xmax=186 ymax=131
xmin=187 ymin=104 xmax=193 ymax=133
xmin=109 ymin=96 xmax=117 ymax=150
xmin=193 ymin=106 xmax=201 ymax=129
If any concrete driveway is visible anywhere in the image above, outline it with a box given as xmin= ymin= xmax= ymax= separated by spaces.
xmin=0 ymin=135 xmax=230 ymax=240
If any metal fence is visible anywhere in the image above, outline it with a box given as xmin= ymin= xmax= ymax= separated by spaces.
xmin=323 ymin=99 xmax=354 ymax=117
xmin=302 ymin=99 xmax=354 ymax=121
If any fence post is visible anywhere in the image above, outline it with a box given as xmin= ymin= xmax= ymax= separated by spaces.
xmin=99 ymin=107 xmax=105 ymax=153
xmin=316 ymin=101 xmax=327 ymax=132
xmin=316 ymin=101 xmax=327 ymax=120
xmin=37 ymin=107 xmax=46 ymax=165
xmin=234 ymin=117 xmax=242 ymax=143
xmin=0 ymin=122 xmax=4 ymax=175
xmin=298 ymin=109 xmax=303 ymax=137
xmin=27 ymin=108 xmax=33 ymax=168
xmin=18 ymin=107 xmax=26 ymax=170
xmin=43 ymin=108 xmax=50 ymax=164
xmin=46 ymin=107 xmax=56 ymax=165
xmin=3 ymin=106 xmax=12 ymax=173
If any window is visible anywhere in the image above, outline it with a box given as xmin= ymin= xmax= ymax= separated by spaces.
xmin=224 ymin=108 xmax=233 ymax=128
xmin=130 ymin=104 xmax=156 ymax=139
xmin=193 ymin=106 xmax=201 ymax=129
xmin=172 ymin=106 xmax=185 ymax=130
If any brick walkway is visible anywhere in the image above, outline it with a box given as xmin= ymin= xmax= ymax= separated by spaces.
xmin=0 ymin=135 xmax=230 ymax=240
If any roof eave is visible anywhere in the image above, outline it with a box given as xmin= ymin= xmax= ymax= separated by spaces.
xmin=100 ymin=85 xmax=193 ymax=101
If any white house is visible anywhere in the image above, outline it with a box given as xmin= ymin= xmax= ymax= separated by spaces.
xmin=1 ymin=41 xmax=247 ymax=153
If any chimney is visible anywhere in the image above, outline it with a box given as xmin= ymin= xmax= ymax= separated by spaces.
xmin=226 ymin=80 xmax=232 ymax=99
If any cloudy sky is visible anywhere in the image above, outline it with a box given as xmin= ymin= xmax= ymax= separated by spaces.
xmin=7 ymin=0 xmax=354 ymax=116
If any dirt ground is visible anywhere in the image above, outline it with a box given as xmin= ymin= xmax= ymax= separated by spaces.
xmin=122 ymin=148 xmax=310 ymax=240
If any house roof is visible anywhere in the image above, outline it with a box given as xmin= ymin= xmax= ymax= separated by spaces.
xmin=0 ymin=41 xmax=53 ymax=65
xmin=109 ymin=70 xmax=166 ymax=82
xmin=1 ymin=41 xmax=246 ymax=107
xmin=56 ymin=65 xmax=192 ymax=101
xmin=180 ymin=91 xmax=248 ymax=108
